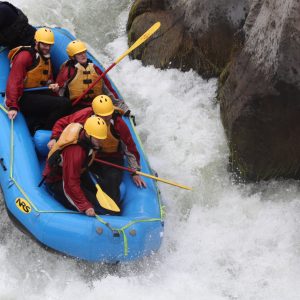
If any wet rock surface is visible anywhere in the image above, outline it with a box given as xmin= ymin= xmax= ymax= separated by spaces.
xmin=219 ymin=0 xmax=300 ymax=180
xmin=127 ymin=0 xmax=300 ymax=181
xmin=127 ymin=0 xmax=248 ymax=78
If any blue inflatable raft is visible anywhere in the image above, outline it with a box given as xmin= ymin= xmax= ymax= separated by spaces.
xmin=0 ymin=28 xmax=164 ymax=263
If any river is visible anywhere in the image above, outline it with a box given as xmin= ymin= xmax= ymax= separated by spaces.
xmin=1 ymin=0 xmax=300 ymax=299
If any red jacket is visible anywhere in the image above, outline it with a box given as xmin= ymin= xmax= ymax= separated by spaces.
xmin=51 ymin=107 xmax=141 ymax=169
xmin=5 ymin=50 xmax=54 ymax=110
xmin=43 ymin=137 xmax=94 ymax=212
xmin=56 ymin=61 xmax=129 ymax=112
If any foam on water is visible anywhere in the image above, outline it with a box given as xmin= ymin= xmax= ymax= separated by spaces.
xmin=1 ymin=1 xmax=300 ymax=299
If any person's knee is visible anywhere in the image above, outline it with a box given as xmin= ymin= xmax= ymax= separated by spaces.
xmin=55 ymin=97 xmax=72 ymax=114
xmin=109 ymin=170 xmax=123 ymax=184
xmin=104 ymin=173 xmax=122 ymax=186
xmin=61 ymin=97 xmax=72 ymax=110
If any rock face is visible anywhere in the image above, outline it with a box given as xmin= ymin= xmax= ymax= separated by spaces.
xmin=127 ymin=0 xmax=300 ymax=181
xmin=219 ymin=0 xmax=300 ymax=180
xmin=127 ymin=0 xmax=249 ymax=78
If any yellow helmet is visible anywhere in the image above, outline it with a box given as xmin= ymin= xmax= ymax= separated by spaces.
xmin=92 ymin=95 xmax=114 ymax=116
xmin=34 ymin=28 xmax=55 ymax=44
xmin=84 ymin=116 xmax=107 ymax=140
xmin=66 ymin=40 xmax=87 ymax=57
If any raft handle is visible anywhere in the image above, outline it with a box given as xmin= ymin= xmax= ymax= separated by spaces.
xmin=113 ymin=230 xmax=120 ymax=238
xmin=0 ymin=158 xmax=7 ymax=171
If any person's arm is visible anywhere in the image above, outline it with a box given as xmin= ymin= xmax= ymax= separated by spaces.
xmin=48 ymin=60 xmax=55 ymax=85
xmin=55 ymin=62 xmax=73 ymax=96
xmin=50 ymin=114 xmax=72 ymax=141
xmin=95 ymin=65 xmax=130 ymax=113
xmin=62 ymin=145 xmax=94 ymax=213
xmin=116 ymin=117 xmax=140 ymax=168
xmin=115 ymin=117 xmax=146 ymax=188
xmin=50 ymin=107 xmax=93 ymax=140
xmin=5 ymin=51 xmax=33 ymax=113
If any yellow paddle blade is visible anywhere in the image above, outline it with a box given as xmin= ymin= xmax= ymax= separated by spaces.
xmin=115 ymin=22 xmax=161 ymax=64
xmin=95 ymin=184 xmax=120 ymax=212
xmin=136 ymin=171 xmax=192 ymax=191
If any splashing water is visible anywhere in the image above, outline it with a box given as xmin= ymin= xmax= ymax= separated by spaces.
xmin=1 ymin=1 xmax=300 ymax=299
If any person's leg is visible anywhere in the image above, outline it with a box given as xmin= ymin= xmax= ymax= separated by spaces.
xmin=19 ymin=93 xmax=72 ymax=132
xmin=70 ymin=104 xmax=89 ymax=114
xmin=46 ymin=176 xmax=120 ymax=215
xmin=43 ymin=96 xmax=72 ymax=129
xmin=89 ymin=158 xmax=124 ymax=205
xmin=100 ymin=167 xmax=123 ymax=203
xmin=80 ymin=171 xmax=121 ymax=215
xmin=46 ymin=180 xmax=106 ymax=214
xmin=80 ymin=184 xmax=108 ymax=215
xmin=45 ymin=181 xmax=77 ymax=211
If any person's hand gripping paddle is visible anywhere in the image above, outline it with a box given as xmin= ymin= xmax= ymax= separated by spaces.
xmin=72 ymin=22 xmax=161 ymax=106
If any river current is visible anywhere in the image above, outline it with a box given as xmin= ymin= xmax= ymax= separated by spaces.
xmin=1 ymin=1 xmax=300 ymax=299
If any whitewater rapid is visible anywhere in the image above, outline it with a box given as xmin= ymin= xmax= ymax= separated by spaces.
xmin=1 ymin=1 xmax=300 ymax=299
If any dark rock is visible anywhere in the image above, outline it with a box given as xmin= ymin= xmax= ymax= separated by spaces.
xmin=127 ymin=0 xmax=248 ymax=77
xmin=219 ymin=0 xmax=300 ymax=180
xmin=127 ymin=0 xmax=165 ymax=31
xmin=127 ymin=0 xmax=300 ymax=181
xmin=128 ymin=10 xmax=185 ymax=69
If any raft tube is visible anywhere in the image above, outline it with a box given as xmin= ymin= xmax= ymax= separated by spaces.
xmin=0 ymin=27 xmax=164 ymax=263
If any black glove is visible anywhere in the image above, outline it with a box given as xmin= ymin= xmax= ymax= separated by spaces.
xmin=124 ymin=110 xmax=131 ymax=117
xmin=131 ymin=114 xmax=136 ymax=126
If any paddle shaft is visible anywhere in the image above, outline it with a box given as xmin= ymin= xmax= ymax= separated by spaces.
xmin=1 ymin=86 xmax=49 ymax=97
xmin=24 ymin=86 xmax=50 ymax=92
xmin=94 ymin=158 xmax=192 ymax=191
xmin=88 ymin=171 xmax=98 ymax=185
xmin=72 ymin=63 xmax=115 ymax=106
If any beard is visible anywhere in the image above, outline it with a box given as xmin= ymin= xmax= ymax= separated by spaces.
xmin=37 ymin=43 xmax=51 ymax=59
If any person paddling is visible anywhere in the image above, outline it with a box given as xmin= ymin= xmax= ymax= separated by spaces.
xmin=47 ymin=95 xmax=146 ymax=203
xmin=55 ymin=40 xmax=130 ymax=114
xmin=43 ymin=116 xmax=110 ymax=217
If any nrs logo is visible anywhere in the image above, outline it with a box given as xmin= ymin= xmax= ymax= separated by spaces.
xmin=15 ymin=198 xmax=31 ymax=214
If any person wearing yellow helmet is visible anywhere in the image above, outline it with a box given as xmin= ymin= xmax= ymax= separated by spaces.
xmin=55 ymin=39 xmax=130 ymax=114
xmin=5 ymin=27 xmax=71 ymax=134
xmin=47 ymin=95 xmax=146 ymax=203
xmin=43 ymin=116 xmax=110 ymax=217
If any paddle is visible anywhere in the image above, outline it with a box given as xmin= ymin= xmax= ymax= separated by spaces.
xmin=88 ymin=171 xmax=120 ymax=212
xmin=72 ymin=22 xmax=161 ymax=107
xmin=94 ymin=158 xmax=192 ymax=191
xmin=0 ymin=86 xmax=50 ymax=97
xmin=24 ymin=86 xmax=50 ymax=92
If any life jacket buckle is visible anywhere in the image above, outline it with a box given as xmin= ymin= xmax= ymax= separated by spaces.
xmin=83 ymin=79 xmax=92 ymax=84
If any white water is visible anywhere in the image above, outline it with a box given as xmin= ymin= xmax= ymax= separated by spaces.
xmin=1 ymin=1 xmax=300 ymax=299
